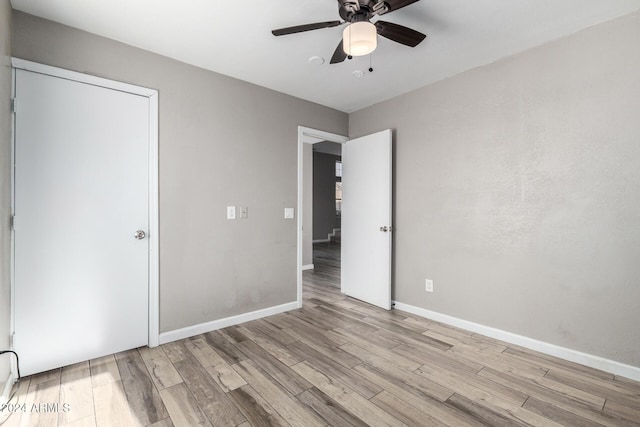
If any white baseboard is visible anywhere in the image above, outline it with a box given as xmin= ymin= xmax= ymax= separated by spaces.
xmin=393 ymin=301 xmax=640 ymax=382
xmin=159 ymin=301 xmax=298 ymax=345
xmin=0 ymin=371 xmax=17 ymax=407
xmin=302 ymin=264 xmax=315 ymax=271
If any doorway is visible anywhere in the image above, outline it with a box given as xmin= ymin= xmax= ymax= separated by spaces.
xmin=308 ymin=142 xmax=343 ymax=289
xmin=296 ymin=127 xmax=348 ymax=306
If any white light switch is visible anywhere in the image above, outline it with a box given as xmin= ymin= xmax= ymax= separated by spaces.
xmin=227 ymin=206 xmax=236 ymax=220
xmin=284 ymin=208 xmax=295 ymax=219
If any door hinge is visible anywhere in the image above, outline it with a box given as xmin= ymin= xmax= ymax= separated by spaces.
xmin=9 ymin=333 xmax=15 ymax=348
xmin=10 ymin=215 xmax=15 ymax=230
xmin=11 ymin=98 xmax=17 ymax=113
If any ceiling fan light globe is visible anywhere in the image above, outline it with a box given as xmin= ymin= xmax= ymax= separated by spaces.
xmin=343 ymin=22 xmax=377 ymax=56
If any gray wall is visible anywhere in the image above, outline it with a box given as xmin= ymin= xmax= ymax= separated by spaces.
xmin=12 ymin=11 xmax=348 ymax=333
xmin=313 ymin=152 xmax=341 ymax=241
xmin=0 ymin=0 xmax=12 ymax=389
xmin=350 ymin=11 xmax=640 ymax=367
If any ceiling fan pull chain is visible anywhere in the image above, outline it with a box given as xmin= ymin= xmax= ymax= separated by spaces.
xmin=369 ymin=53 xmax=374 ymax=72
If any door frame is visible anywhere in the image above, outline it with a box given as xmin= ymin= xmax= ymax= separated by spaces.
xmin=296 ymin=126 xmax=348 ymax=307
xmin=10 ymin=59 xmax=160 ymax=356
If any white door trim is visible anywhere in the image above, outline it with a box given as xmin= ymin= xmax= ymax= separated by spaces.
xmin=10 ymin=58 xmax=160 ymax=351
xmin=296 ymin=126 xmax=348 ymax=307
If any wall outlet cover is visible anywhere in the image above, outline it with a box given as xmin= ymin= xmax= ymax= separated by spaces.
xmin=284 ymin=208 xmax=295 ymax=219
xmin=227 ymin=206 xmax=236 ymax=220
xmin=425 ymin=279 xmax=434 ymax=292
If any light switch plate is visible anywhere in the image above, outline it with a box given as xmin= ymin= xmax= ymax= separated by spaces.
xmin=284 ymin=208 xmax=295 ymax=219
xmin=227 ymin=206 xmax=236 ymax=220
xmin=240 ymin=206 xmax=248 ymax=219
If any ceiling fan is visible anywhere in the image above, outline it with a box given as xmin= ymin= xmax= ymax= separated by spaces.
xmin=272 ymin=0 xmax=427 ymax=64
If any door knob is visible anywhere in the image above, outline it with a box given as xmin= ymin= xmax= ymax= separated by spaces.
xmin=379 ymin=226 xmax=388 ymax=232
xmin=134 ymin=230 xmax=146 ymax=240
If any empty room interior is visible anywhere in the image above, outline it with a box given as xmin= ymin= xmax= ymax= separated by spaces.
xmin=1 ymin=0 xmax=640 ymax=426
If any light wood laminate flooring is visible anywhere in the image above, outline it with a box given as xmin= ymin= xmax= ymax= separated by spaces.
xmin=2 ymin=243 xmax=639 ymax=426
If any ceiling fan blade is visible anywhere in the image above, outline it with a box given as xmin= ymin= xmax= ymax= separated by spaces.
xmin=272 ymin=20 xmax=342 ymax=36
xmin=375 ymin=21 xmax=426 ymax=47
xmin=380 ymin=0 xmax=420 ymax=14
xmin=330 ymin=40 xmax=348 ymax=64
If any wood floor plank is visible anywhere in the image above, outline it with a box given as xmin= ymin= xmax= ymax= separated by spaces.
xmin=365 ymin=317 xmax=453 ymax=351
xmin=58 ymin=361 xmax=94 ymax=426
xmin=503 ymin=346 xmax=615 ymax=381
xmin=445 ymin=393 xmax=525 ymax=427
xmin=184 ymin=336 xmax=247 ymax=392
xmin=545 ymin=368 xmax=640 ymax=410
xmin=416 ymin=365 xmax=562 ymax=426
xmin=203 ymin=331 xmax=248 ymax=365
xmin=352 ymin=364 xmax=484 ymax=427
xmin=291 ymin=361 xmax=404 ymax=427
xmin=336 ymin=330 xmax=422 ymax=371
xmin=234 ymin=339 xmax=313 ymax=396
xmin=147 ymin=418 xmax=175 ymax=427
xmin=235 ymin=324 xmax=303 ymax=367
xmin=114 ymin=349 xmax=169 ymax=425
xmin=422 ymin=328 xmax=509 ymax=355
xmin=478 ymin=367 xmax=637 ymax=427
xmin=232 ymin=359 xmax=326 ymax=427
xmin=603 ymin=399 xmax=640 ymax=424
xmin=92 ymin=380 xmax=142 ymax=427
xmin=138 ymin=346 xmax=183 ymax=391
xmin=287 ymin=340 xmax=383 ymax=399
xmin=523 ymin=396 xmax=604 ymax=427
xmin=159 ymin=383 xmax=212 ymax=427
xmin=160 ymin=341 xmax=192 ymax=365
xmin=59 ymin=415 xmax=96 ymax=427
xmin=248 ymin=318 xmax=298 ymax=346
xmin=284 ymin=327 xmax=361 ymax=369
xmin=395 ymin=343 xmax=484 ymax=374
xmin=371 ymin=390 xmax=449 ymax=427
xmin=89 ymin=355 xmax=120 ymax=389
xmin=280 ymin=316 xmax=348 ymax=348
xmin=415 ymin=360 xmax=528 ymax=406
xmin=28 ymin=368 xmax=61 ymax=387
xmin=19 ymin=377 xmax=60 ymax=427
xmin=361 ymin=352 xmax=454 ymax=401
xmin=296 ymin=387 xmax=369 ymax=427
xmin=227 ymin=385 xmax=290 ymax=427
xmin=172 ymin=354 xmax=246 ymax=426
xmin=449 ymin=342 xmax=550 ymax=380
xmin=218 ymin=326 xmax=249 ymax=344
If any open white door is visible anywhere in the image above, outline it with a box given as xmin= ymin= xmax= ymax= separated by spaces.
xmin=341 ymin=129 xmax=392 ymax=310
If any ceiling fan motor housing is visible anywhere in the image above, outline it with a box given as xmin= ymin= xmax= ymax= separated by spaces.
xmin=338 ymin=0 xmax=388 ymax=22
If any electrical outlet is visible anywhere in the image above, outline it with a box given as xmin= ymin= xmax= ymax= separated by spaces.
xmin=425 ymin=279 xmax=433 ymax=293
xmin=240 ymin=207 xmax=248 ymax=219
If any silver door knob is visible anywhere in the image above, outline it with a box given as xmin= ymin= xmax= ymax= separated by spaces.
xmin=134 ymin=230 xmax=146 ymax=240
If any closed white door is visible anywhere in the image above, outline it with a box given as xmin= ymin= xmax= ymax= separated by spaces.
xmin=14 ymin=69 xmax=150 ymax=375
xmin=341 ymin=129 xmax=392 ymax=310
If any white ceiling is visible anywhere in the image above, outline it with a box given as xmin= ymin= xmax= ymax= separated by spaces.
xmin=11 ymin=0 xmax=640 ymax=112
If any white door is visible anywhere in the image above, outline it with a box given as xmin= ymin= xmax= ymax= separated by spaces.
xmin=341 ymin=129 xmax=392 ymax=310
xmin=14 ymin=69 xmax=150 ymax=375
